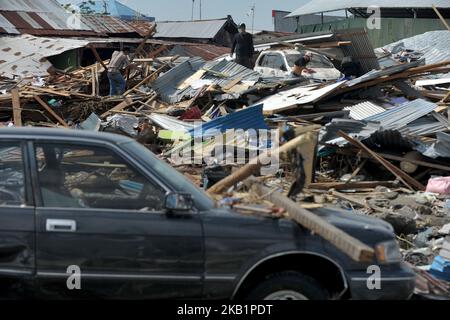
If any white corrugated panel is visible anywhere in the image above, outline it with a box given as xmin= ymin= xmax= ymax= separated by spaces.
xmin=344 ymin=101 xmax=386 ymax=120
xmin=287 ymin=0 xmax=450 ymax=17
xmin=0 ymin=34 xmax=89 ymax=79
xmin=155 ymin=19 xmax=227 ymax=39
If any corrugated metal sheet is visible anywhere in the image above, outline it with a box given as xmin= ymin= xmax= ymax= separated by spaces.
xmin=168 ymin=44 xmax=230 ymax=61
xmin=255 ymin=81 xmax=346 ymax=114
xmin=128 ymin=20 xmax=154 ymax=37
xmin=79 ymin=14 xmax=137 ymax=35
xmin=152 ymin=57 xmax=260 ymax=104
xmin=0 ymin=0 xmax=95 ymax=36
xmin=420 ymin=132 xmax=450 ymax=159
xmin=152 ymin=57 xmax=205 ymax=103
xmin=365 ymin=99 xmax=438 ymax=132
xmin=335 ymin=29 xmax=380 ymax=73
xmin=155 ymin=19 xmax=228 ymax=39
xmin=346 ymin=59 xmax=424 ymax=87
xmin=189 ymin=104 xmax=268 ymax=138
xmin=148 ymin=114 xmax=196 ymax=132
xmin=287 ymin=0 xmax=450 ymax=17
xmin=0 ymin=34 xmax=89 ymax=79
xmin=344 ymin=101 xmax=385 ymax=120
xmin=383 ymin=31 xmax=450 ymax=77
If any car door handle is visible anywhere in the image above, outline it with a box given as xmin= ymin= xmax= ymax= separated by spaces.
xmin=46 ymin=219 xmax=77 ymax=233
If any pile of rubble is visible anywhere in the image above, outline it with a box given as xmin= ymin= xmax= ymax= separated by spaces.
xmin=1 ymin=29 xmax=450 ymax=298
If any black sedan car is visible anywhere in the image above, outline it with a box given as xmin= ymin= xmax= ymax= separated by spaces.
xmin=0 ymin=128 xmax=415 ymax=299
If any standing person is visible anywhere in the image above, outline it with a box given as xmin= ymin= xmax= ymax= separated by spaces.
xmin=107 ymin=47 xmax=131 ymax=96
xmin=292 ymin=51 xmax=316 ymax=77
xmin=231 ymin=23 xmax=254 ymax=68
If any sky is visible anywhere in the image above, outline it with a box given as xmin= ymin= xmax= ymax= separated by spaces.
xmin=63 ymin=0 xmax=310 ymax=31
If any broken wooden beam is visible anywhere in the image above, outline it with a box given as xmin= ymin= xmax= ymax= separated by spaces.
xmin=11 ymin=89 xmax=22 ymax=127
xmin=100 ymin=97 xmax=134 ymax=119
xmin=337 ymin=131 xmax=425 ymax=191
xmin=34 ymin=96 xmax=69 ymax=128
xmin=308 ymin=181 xmax=397 ymax=191
xmin=249 ymin=180 xmax=375 ymax=263
xmin=207 ymin=125 xmax=321 ymax=194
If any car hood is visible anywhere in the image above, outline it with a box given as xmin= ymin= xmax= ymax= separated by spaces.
xmin=305 ymin=68 xmax=342 ymax=81
xmin=210 ymin=205 xmax=395 ymax=244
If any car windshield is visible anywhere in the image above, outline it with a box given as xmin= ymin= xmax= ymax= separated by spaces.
xmin=286 ymin=53 xmax=335 ymax=69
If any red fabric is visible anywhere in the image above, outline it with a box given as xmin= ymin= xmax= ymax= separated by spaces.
xmin=180 ymin=106 xmax=202 ymax=120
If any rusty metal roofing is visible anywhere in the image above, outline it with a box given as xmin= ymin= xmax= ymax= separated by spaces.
xmin=0 ymin=34 xmax=89 ymax=79
xmin=128 ymin=20 xmax=154 ymax=37
xmin=168 ymin=43 xmax=230 ymax=61
xmin=0 ymin=0 xmax=96 ymax=36
xmin=79 ymin=14 xmax=138 ymax=36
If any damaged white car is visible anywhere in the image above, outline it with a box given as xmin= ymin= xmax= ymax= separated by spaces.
xmin=254 ymin=49 xmax=342 ymax=82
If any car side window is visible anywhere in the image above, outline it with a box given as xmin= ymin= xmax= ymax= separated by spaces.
xmin=34 ymin=143 xmax=166 ymax=211
xmin=0 ymin=143 xmax=25 ymax=206
xmin=264 ymin=55 xmax=276 ymax=68
xmin=258 ymin=54 xmax=268 ymax=67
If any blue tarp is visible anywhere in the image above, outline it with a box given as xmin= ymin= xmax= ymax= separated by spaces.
xmin=189 ymin=104 xmax=269 ymax=138
xmin=429 ymin=255 xmax=450 ymax=282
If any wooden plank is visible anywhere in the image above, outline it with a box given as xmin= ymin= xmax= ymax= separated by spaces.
xmin=309 ymin=181 xmax=396 ymax=191
xmin=207 ymin=125 xmax=321 ymax=194
xmin=123 ymin=64 xmax=166 ymax=97
xmin=34 ymin=96 xmax=69 ymax=128
xmin=100 ymin=97 xmax=134 ymax=119
xmin=337 ymin=131 xmax=425 ymax=191
xmin=432 ymin=5 xmax=450 ymax=31
xmin=250 ymin=181 xmax=375 ymax=263
xmin=133 ymin=24 xmax=157 ymax=58
xmin=336 ymin=148 xmax=450 ymax=172
xmin=11 ymin=89 xmax=22 ymax=127
xmin=89 ymin=45 xmax=108 ymax=70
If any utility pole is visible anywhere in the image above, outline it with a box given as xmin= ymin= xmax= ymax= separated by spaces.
xmin=199 ymin=0 xmax=202 ymax=20
xmin=250 ymin=4 xmax=255 ymax=33
xmin=191 ymin=0 xmax=195 ymax=20
xmin=102 ymin=0 xmax=108 ymax=15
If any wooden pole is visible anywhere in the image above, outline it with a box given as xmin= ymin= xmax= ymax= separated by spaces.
xmin=34 ymin=96 xmax=69 ymax=128
xmin=337 ymin=131 xmax=425 ymax=191
xmin=89 ymin=45 xmax=108 ymax=70
xmin=249 ymin=181 xmax=375 ymax=263
xmin=432 ymin=5 xmax=450 ymax=31
xmin=207 ymin=125 xmax=321 ymax=194
xmin=11 ymin=89 xmax=22 ymax=127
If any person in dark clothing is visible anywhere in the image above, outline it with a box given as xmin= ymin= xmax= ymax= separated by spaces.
xmin=231 ymin=23 xmax=254 ymax=68
xmin=340 ymin=57 xmax=362 ymax=79
xmin=292 ymin=51 xmax=315 ymax=77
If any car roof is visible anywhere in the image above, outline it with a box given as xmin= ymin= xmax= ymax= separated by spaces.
xmin=0 ymin=127 xmax=133 ymax=145
xmin=262 ymin=49 xmax=302 ymax=55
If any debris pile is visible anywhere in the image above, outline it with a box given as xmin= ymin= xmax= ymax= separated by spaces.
xmin=1 ymin=28 xmax=450 ymax=298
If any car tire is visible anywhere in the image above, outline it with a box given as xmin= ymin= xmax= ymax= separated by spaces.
xmin=245 ymin=271 xmax=329 ymax=300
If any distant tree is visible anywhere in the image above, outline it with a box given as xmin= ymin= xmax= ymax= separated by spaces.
xmin=79 ymin=1 xmax=97 ymax=15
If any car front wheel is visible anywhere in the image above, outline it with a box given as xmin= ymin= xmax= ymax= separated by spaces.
xmin=245 ymin=271 xmax=329 ymax=300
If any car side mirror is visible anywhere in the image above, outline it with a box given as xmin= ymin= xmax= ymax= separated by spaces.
xmin=280 ymin=65 xmax=287 ymax=71
xmin=164 ymin=192 xmax=194 ymax=212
